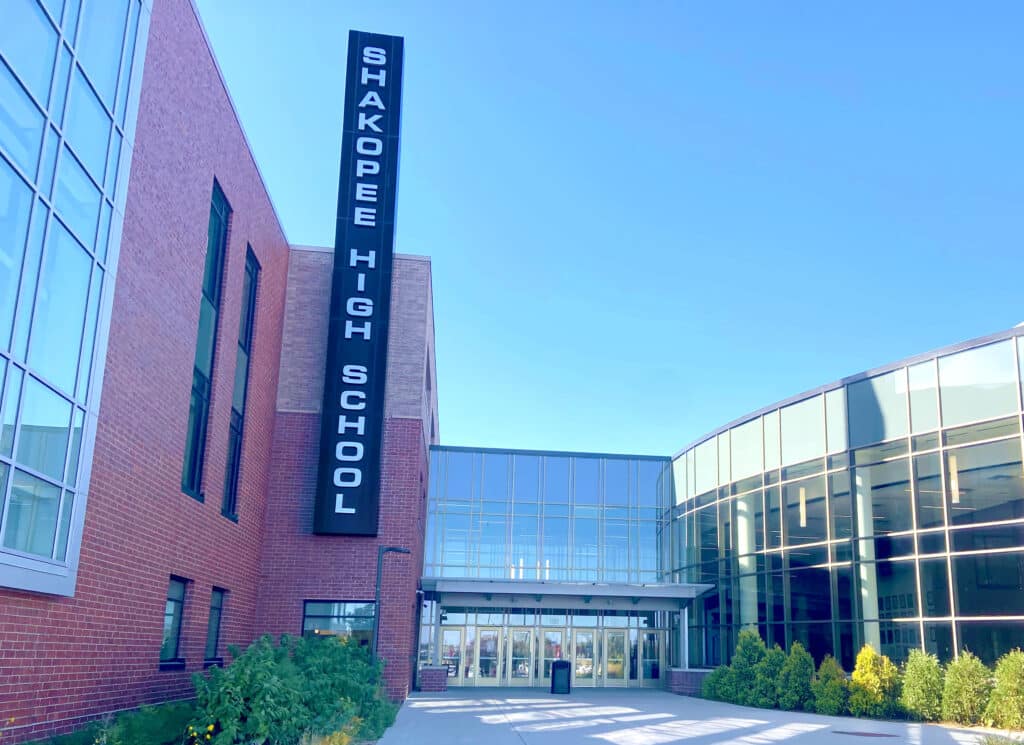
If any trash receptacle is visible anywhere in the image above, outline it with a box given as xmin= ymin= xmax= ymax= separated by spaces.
xmin=550 ymin=660 xmax=571 ymax=694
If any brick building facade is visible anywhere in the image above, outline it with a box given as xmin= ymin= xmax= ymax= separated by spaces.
xmin=0 ymin=0 xmax=436 ymax=741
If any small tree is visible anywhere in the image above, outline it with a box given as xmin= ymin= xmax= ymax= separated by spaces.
xmin=701 ymin=664 xmax=738 ymax=702
xmin=731 ymin=630 xmax=768 ymax=706
xmin=848 ymin=645 xmax=901 ymax=719
xmin=984 ymin=649 xmax=1024 ymax=729
xmin=751 ymin=645 xmax=787 ymax=709
xmin=811 ymin=655 xmax=848 ymax=716
xmin=942 ymin=650 xmax=992 ymax=725
xmin=776 ymin=642 xmax=815 ymax=711
xmin=900 ymin=649 xmax=943 ymax=722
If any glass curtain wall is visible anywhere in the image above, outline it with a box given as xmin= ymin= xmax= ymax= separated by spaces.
xmin=0 ymin=0 xmax=147 ymax=593
xmin=425 ymin=448 xmax=670 ymax=583
xmin=673 ymin=334 xmax=1024 ymax=669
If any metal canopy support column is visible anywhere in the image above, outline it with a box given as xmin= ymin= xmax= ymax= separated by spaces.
xmin=680 ymin=605 xmax=689 ymax=669
xmin=432 ymin=597 xmax=442 ymax=665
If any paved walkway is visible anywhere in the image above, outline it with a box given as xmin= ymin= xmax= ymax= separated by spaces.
xmin=379 ymin=688 xmax=1012 ymax=745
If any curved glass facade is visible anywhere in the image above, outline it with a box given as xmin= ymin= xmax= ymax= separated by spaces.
xmin=672 ymin=329 xmax=1024 ymax=670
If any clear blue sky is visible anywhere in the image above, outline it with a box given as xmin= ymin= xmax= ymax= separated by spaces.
xmin=194 ymin=0 xmax=1023 ymax=456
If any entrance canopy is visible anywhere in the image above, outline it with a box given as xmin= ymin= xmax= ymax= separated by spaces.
xmin=421 ymin=577 xmax=713 ymax=612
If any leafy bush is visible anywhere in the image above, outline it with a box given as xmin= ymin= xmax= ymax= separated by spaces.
xmin=751 ymin=645 xmax=787 ymax=709
xmin=23 ymin=702 xmax=195 ymax=745
xmin=811 ymin=655 xmax=848 ymax=716
xmin=701 ymin=665 xmax=738 ymax=702
xmin=776 ymin=642 xmax=814 ymax=711
xmin=942 ymin=650 xmax=992 ymax=725
xmin=191 ymin=634 xmax=396 ymax=745
xmin=900 ymin=650 xmax=943 ymax=722
xmin=848 ymin=645 xmax=901 ymax=719
xmin=984 ymin=649 xmax=1024 ymax=729
xmin=730 ymin=630 xmax=768 ymax=706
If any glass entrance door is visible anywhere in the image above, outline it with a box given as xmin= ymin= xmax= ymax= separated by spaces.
xmin=603 ymin=630 xmax=627 ymax=686
xmin=640 ymin=631 xmax=662 ymax=687
xmin=540 ymin=629 xmax=565 ymax=685
xmin=573 ymin=630 xmax=596 ymax=686
xmin=508 ymin=629 xmax=533 ymax=685
xmin=476 ymin=627 xmax=502 ymax=685
xmin=441 ymin=628 xmax=464 ymax=686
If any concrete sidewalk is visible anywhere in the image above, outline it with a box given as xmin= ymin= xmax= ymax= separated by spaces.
xmin=379 ymin=688 xmax=1010 ymax=744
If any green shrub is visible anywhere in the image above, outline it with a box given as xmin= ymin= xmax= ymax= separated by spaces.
xmin=731 ymin=630 xmax=768 ymax=706
xmin=811 ymin=655 xmax=848 ymax=716
xmin=191 ymin=634 xmax=395 ymax=745
xmin=848 ymin=645 xmax=901 ymax=719
xmin=701 ymin=665 xmax=738 ymax=702
xmin=984 ymin=649 xmax=1024 ymax=729
xmin=942 ymin=650 xmax=992 ymax=725
xmin=751 ymin=645 xmax=787 ymax=709
xmin=23 ymin=702 xmax=195 ymax=745
xmin=900 ymin=650 xmax=943 ymax=722
xmin=776 ymin=642 xmax=814 ymax=711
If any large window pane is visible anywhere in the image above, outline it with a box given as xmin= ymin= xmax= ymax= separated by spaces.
xmin=0 ymin=159 xmax=33 ymax=346
xmin=908 ymin=361 xmax=939 ymax=434
xmin=0 ymin=61 xmax=45 ymax=178
xmin=512 ymin=454 xmax=539 ymax=502
xmin=957 ymin=621 xmax=1024 ymax=666
xmin=1 ymin=366 xmax=24 ymax=457
xmin=17 ymin=376 xmax=71 ymax=482
xmin=919 ymin=558 xmax=951 ymax=617
xmin=854 ymin=458 xmax=913 ymax=537
xmin=76 ymin=0 xmax=128 ymax=107
xmin=573 ymin=457 xmax=598 ymax=505
xmin=28 ymin=220 xmax=91 ymax=393
xmin=481 ymin=452 xmax=508 ymax=503
xmin=0 ymin=0 xmax=58 ymax=103
xmin=826 ymin=387 xmax=847 ymax=453
xmin=784 ymin=475 xmax=827 ymax=546
xmin=730 ymin=418 xmax=763 ymax=481
xmin=848 ymin=370 xmax=909 ymax=449
xmin=945 ymin=438 xmax=1024 ymax=526
xmin=781 ymin=395 xmax=825 ymax=466
xmin=544 ymin=457 xmax=569 ymax=502
xmin=54 ymin=148 xmax=100 ymax=248
xmin=605 ymin=458 xmax=629 ymax=507
xmin=65 ymin=67 xmax=111 ymax=181
xmin=914 ymin=453 xmax=945 ymax=529
xmin=694 ymin=438 xmax=717 ymax=494
xmin=938 ymin=341 xmax=1018 ymax=428
xmin=953 ymin=553 xmax=1024 ymax=616
xmin=2 ymin=469 xmax=61 ymax=557
xmin=764 ymin=411 xmax=780 ymax=469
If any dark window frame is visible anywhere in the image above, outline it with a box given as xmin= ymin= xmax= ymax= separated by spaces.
xmin=160 ymin=576 xmax=188 ymax=670
xmin=204 ymin=587 xmax=226 ymax=665
xmin=182 ymin=181 xmax=231 ymax=501
xmin=222 ymin=248 xmax=259 ymax=520
xmin=301 ymin=600 xmax=376 ymax=646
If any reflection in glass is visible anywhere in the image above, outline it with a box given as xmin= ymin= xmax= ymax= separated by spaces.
xmin=1 ymin=366 xmax=24 ymax=457
xmin=0 ymin=0 xmax=58 ymax=104
xmin=76 ymin=0 xmax=129 ymax=106
xmin=544 ymin=457 xmax=569 ymax=502
xmin=17 ymin=376 xmax=71 ymax=482
xmin=938 ymin=341 xmax=1018 ymax=428
xmin=54 ymin=148 xmax=101 ymax=248
xmin=945 ymin=439 xmax=1024 ymax=526
xmin=909 ymin=361 xmax=939 ymax=433
xmin=0 ymin=61 xmax=46 ymax=180
xmin=854 ymin=459 xmax=913 ymax=537
xmin=0 ymin=158 xmax=33 ymax=346
xmin=3 ymin=469 xmax=61 ymax=557
xmin=28 ymin=219 xmax=91 ymax=393
xmin=574 ymin=630 xmax=594 ymax=679
xmin=65 ymin=68 xmax=111 ymax=180
xmin=513 ymin=454 xmax=539 ymax=502
xmin=783 ymin=475 xmax=826 ymax=545
xmin=914 ymin=453 xmax=944 ymax=529
xmin=781 ymin=395 xmax=825 ymax=466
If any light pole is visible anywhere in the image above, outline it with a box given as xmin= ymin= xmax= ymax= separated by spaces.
xmin=372 ymin=545 xmax=411 ymax=657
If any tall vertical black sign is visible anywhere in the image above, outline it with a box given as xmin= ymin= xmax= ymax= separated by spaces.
xmin=315 ymin=31 xmax=404 ymax=535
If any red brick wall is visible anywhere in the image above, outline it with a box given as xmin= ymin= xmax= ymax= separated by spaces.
xmin=256 ymin=414 xmax=428 ymax=700
xmin=0 ymin=0 xmax=290 ymax=740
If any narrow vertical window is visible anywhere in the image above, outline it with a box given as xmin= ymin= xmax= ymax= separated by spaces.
xmin=222 ymin=248 xmax=258 ymax=519
xmin=204 ymin=587 xmax=226 ymax=663
xmin=160 ymin=577 xmax=187 ymax=667
xmin=182 ymin=182 xmax=230 ymax=499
